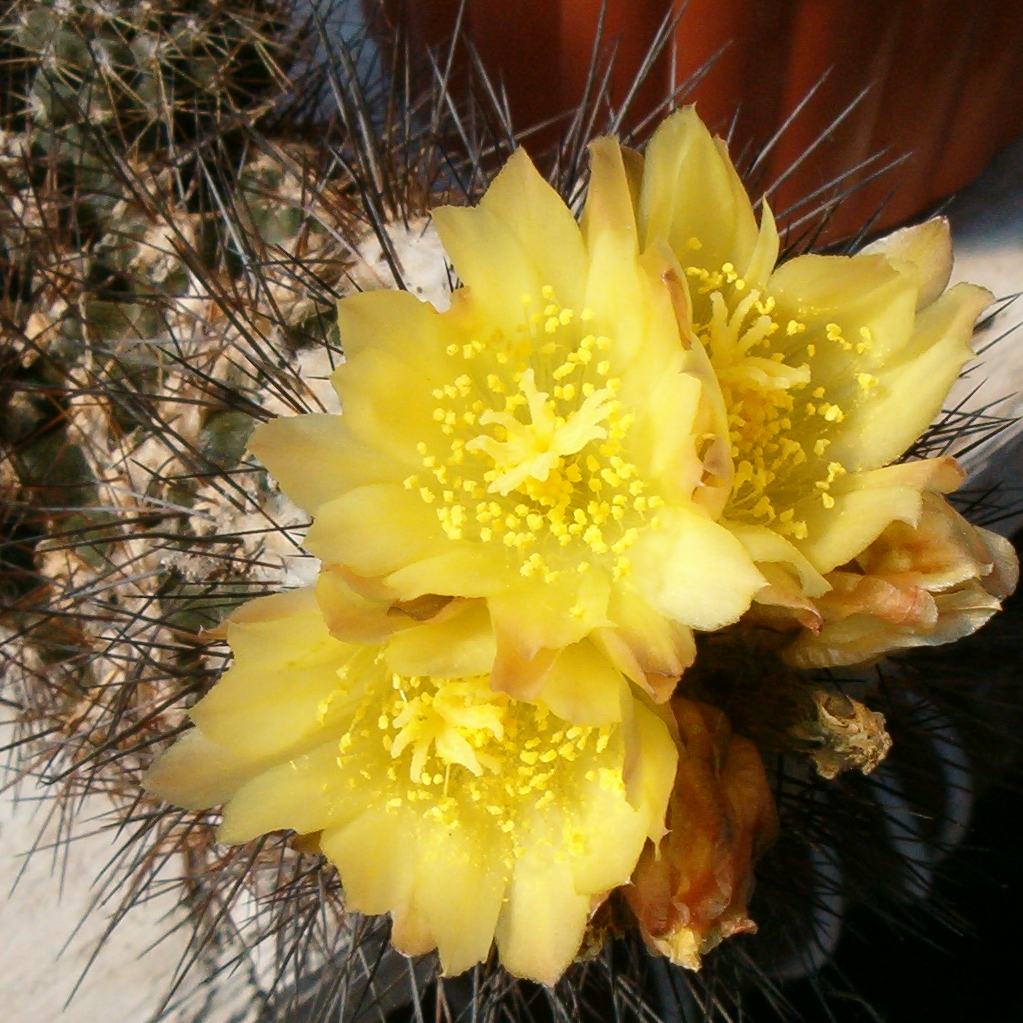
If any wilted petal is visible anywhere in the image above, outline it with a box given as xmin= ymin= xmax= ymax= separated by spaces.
xmin=790 ymin=689 xmax=892 ymax=780
xmin=626 ymin=700 xmax=777 ymax=971
xmin=785 ymin=493 xmax=1019 ymax=667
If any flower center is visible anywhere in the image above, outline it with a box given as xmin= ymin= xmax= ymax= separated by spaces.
xmin=465 ymin=367 xmax=618 ymax=496
xmin=330 ymin=667 xmax=618 ymax=866
xmin=405 ymin=285 xmax=663 ymax=582
xmin=686 ymin=258 xmax=874 ymax=539
xmin=389 ymin=678 xmax=508 ymax=782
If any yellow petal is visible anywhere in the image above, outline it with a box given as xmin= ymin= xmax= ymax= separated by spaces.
xmin=581 ymin=236 xmax=650 ymax=361
xmin=495 ymin=845 xmax=591 ymax=986
xmin=321 ymin=805 xmax=422 ymax=927
xmin=385 ymin=600 xmax=497 ymax=678
xmin=619 ymin=694 xmax=678 ymax=842
xmin=330 ymin=347 xmax=436 ymax=465
xmin=337 ymin=287 xmax=452 ymax=365
xmin=860 ymin=216 xmax=953 ymax=310
xmin=593 ymin=586 xmax=696 ymax=698
xmin=488 ymin=569 xmax=611 ymax=675
xmin=249 ymin=414 xmax=402 ymax=514
xmin=409 ymin=820 xmax=507 ymax=976
xmin=824 ymin=283 xmax=991 ymax=470
xmin=796 ymin=458 xmax=964 ymax=574
xmin=479 ymin=148 xmax=588 ymax=305
xmin=768 ymin=252 xmax=917 ymax=365
xmin=382 ymin=544 xmax=508 ymax=601
xmin=567 ymin=768 xmax=651 ymax=894
xmin=305 ymin=483 xmax=442 ymax=574
xmin=638 ymin=242 xmax=734 ymax=516
xmin=539 ymin=643 xmax=627 ymax=725
xmin=625 ymin=352 xmax=704 ymax=500
xmin=144 ymin=729 xmax=259 ymax=811
xmin=192 ymin=589 xmax=352 ymax=759
xmin=742 ymin=199 xmax=780 ymax=290
xmin=583 ymin=136 xmax=640 ymax=259
xmin=219 ymin=740 xmax=353 ymax=843
xmin=725 ymin=521 xmax=830 ymax=598
xmin=315 ymin=568 xmax=408 ymax=643
xmin=432 ymin=148 xmax=587 ymax=320
xmin=637 ymin=106 xmax=761 ymax=283
xmin=629 ymin=506 xmax=765 ymax=631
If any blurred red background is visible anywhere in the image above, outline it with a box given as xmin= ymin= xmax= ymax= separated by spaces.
xmin=374 ymin=0 xmax=1023 ymax=241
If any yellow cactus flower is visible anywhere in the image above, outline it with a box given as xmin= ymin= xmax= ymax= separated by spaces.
xmin=629 ymin=107 xmax=995 ymax=614
xmin=145 ymin=588 xmax=677 ymax=985
xmin=250 ymin=140 xmax=766 ymax=705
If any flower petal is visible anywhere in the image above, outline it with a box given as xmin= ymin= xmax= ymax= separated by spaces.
xmin=783 ymin=584 xmax=1002 ymax=669
xmin=315 ymin=568 xmax=410 ymax=643
xmin=330 ymin=347 xmax=436 ymax=465
xmin=796 ymin=458 xmax=964 ymax=574
xmin=249 ymin=414 xmax=402 ymax=513
xmin=593 ymin=586 xmax=697 ymax=699
xmin=432 ymin=148 xmax=587 ymax=320
xmin=583 ymin=136 xmax=640 ymax=260
xmin=219 ymin=739 xmax=352 ymax=842
xmin=338 ymin=287 xmax=452 ymax=365
xmin=742 ymin=199 xmax=780 ymax=291
xmin=305 ymin=483 xmax=443 ymax=575
xmin=408 ymin=820 xmax=508 ymax=976
xmin=145 ymin=729 xmax=258 ymax=811
xmin=382 ymin=544 xmax=509 ymax=601
xmin=385 ymin=600 xmax=497 ymax=678
xmin=626 ymin=701 xmax=776 ymax=970
xmin=191 ymin=589 xmax=352 ymax=759
xmin=539 ymin=643 xmax=627 ymax=725
xmin=638 ymin=106 xmax=762 ymax=283
xmin=768 ymin=252 xmax=917 ymax=366
xmin=495 ymin=843 xmax=592 ymax=985
xmin=860 ymin=216 xmax=953 ymax=310
xmin=625 ymin=354 xmax=705 ymax=501
xmin=619 ymin=695 xmax=678 ymax=842
xmin=629 ymin=507 xmax=765 ymax=631
xmin=824 ymin=283 xmax=991 ymax=470
xmin=725 ymin=521 xmax=830 ymax=597
xmin=488 ymin=570 xmax=611 ymax=689
xmin=784 ymin=492 xmax=1019 ymax=668
xmin=321 ymin=806 xmax=423 ymax=936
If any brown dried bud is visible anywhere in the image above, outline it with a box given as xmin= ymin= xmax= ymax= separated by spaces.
xmin=789 ymin=688 xmax=892 ymax=780
xmin=625 ymin=700 xmax=777 ymax=971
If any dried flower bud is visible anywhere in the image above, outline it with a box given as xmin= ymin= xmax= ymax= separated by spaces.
xmin=789 ymin=688 xmax=892 ymax=780
xmin=625 ymin=700 xmax=777 ymax=970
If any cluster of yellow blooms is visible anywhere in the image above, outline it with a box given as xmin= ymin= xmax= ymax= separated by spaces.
xmin=147 ymin=109 xmax=1017 ymax=984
